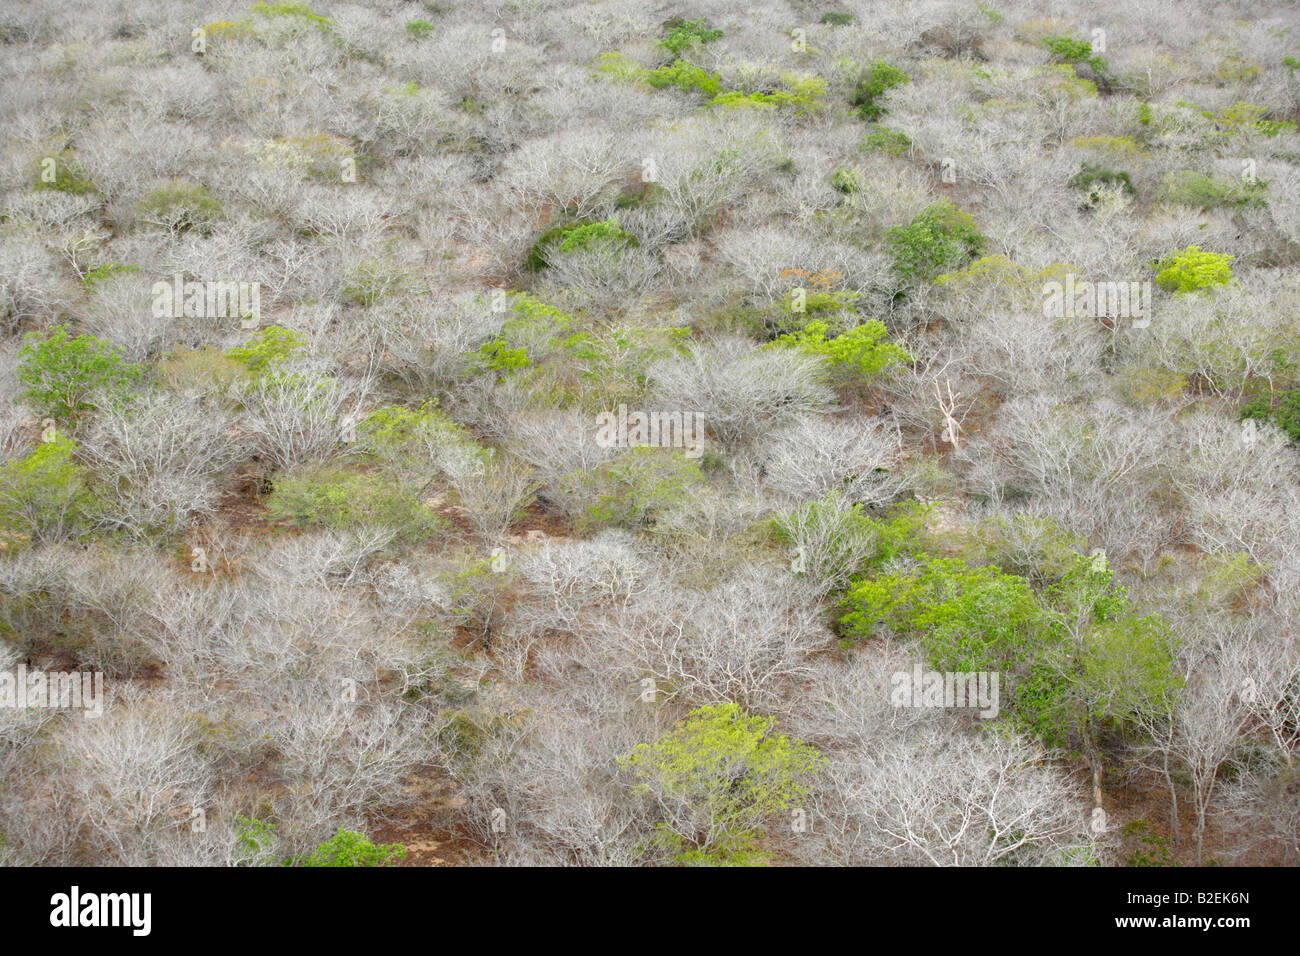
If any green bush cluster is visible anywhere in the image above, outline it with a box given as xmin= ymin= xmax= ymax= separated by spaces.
xmin=619 ymin=702 xmax=822 ymax=865
xmin=136 ymin=182 xmax=223 ymax=236
xmin=1068 ymin=163 xmax=1136 ymax=202
xmin=861 ymin=126 xmax=911 ymax=156
xmin=18 ymin=325 xmax=145 ymax=420
xmin=1159 ymin=170 xmax=1266 ymax=210
xmin=885 ymin=200 xmax=985 ymax=283
xmin=1153 ymin=245 xmax=1234 ymax=293
xmin=851 ymin=61 xmax=909 ymax=120
xmin=225 ymin=325 xmax=307 ymax=375
xmin=1042 ymin=33 xmax=1109 ymax=77
xmin=769 ymin=320 xmax=911 ymax=380
xmin=267 ymin=465 xmax=443 ymax=542
xmin=660 ymin=18 xmax=722 ymax=55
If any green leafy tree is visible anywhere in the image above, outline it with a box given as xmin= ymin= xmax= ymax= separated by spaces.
xmin=841 ymin=557 xmax=1046 ymax=672
xmin=619 ymin=703 xmax=823 ymax=865
xmin=770 ymin=320 xmax=911 ymax=381
xmin=852 ymin=61 xmax=909 ymax=120
xmin=885 ymin=201 xmax=985 ymax=284
xmin=661 ymin=18 xmax=722 ymax=55
xmin=297 ymin=829 xmax=406 ymax=867
xmin=225 ymin=325 xmax=307 ymax=375
xmin=18 ymin=326 xmax=145 ymax=420
xmin=1154 ymin=245 xmax=1234 ymax=293
xmin=1017 ymin=555 xmax=1182 ymax=805
xmin=0 ymin=437 xmax=95 ymax=544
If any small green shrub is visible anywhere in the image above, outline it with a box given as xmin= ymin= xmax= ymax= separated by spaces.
xmin=851 ymin=61 xmax=909 ymax=120
xmin=296 ymin=829 xmax=406 ymax=867
xmin=267 ymin=466 xmax=443 ymax=542
xmin=80 ymin=261 xmax=139 ymax=291
xmin=769 ymin=320 xmax=911 ymax=380
xmin=18 ymin=325 xmax=145 ymax=419
xmin=405 ymin=19 xmax=435 ymax=39
xmin=557 ymin=218 xmax=638 ymax=253
xmin=225 ymin=325 xmax=307 ymax=375
xmin=646 ymin=59 xmax=724 ymax=97
xmin=1153 ymin=246 xmax=1234 ymax=293
xmin=885 ymin=200 xmax=985 ymax=284
xmin=619 ymin=702 xmax=822 ymax=866
xmin=1043 ymin=33 xmax=1109 ymax=75
xmin=1159 ymin=170 xmax=1266 ymax=210
xmin=250 ymin=1 xmax=334 ymax=31
xmin=661 ymin=18 xmax=722 ymax=55
xmin=136 ymin=182 xmax=223 ymax=236
xmin=0 ymin=437 xmax=94 ymax=544
xmin=1241 ymin=389 xmax=1300 ymax=443
xmin=820 ymin=11 xmax=854 ymax=26
xmin=34 ymin=154 xmax=96 ymax=196
xmin=861 ymin=126 xmax=911 ymax=156
xmin=580 ymin=446 xmax=704 ymax=530
xmin=1068 ymin=163 xmax=1136 ymax=202
xmin=831 ymin=168 xmax=862 ymax=193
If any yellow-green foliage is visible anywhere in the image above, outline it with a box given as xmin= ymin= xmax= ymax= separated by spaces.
xmin=1154 ymin=246 xmax=1234 ymax=293
xmin=619 ymin=702 xmax=823 ymax=865
xmin=225 ymin=325 xmax=307 ymax=375
xmin=267 ymin=465 xmax=443 ymax=543
xmin=0 ymin=437 xmax=94 ymax=544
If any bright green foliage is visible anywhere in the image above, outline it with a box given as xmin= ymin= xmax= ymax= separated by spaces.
xmin=136 ymin=182 xmax=223 ymax=236
xmin=710 ymin=74 xmax=826 ymax=113
xmin=1017 ymin=556 xmax=1181 ymax=748
xmin=267 ymin=466 xmax=443 ymax=543
xmin=646 ymin=59 xmax=723 ymax=97
xmin=581 ymin=446 xmax=704 ymax=530
xmin=476 ymin=338 xmax=531 ymax=372
xmin=1068 ymin=163 xmax=1136 ymax=201
xmin=1159 ymin=170 xmax=1266 ymax=210
xmin=851 ymin=61 xmax=909 ymax=120
xmin=885 ymin=200 xmax=986 ymax=283
xmin=619 ymin=702 xmax=823 ymax=866
xmin=250 ymin=1 xmax=334 ymax=30
xmin=80 ymin=261 xmax=138 ymax=290
xmin=234 ymin=815 xmax=279 ymax=866
xmin=831 ymin=168 xmax=862 ymax=193
xmin=224 ymin=325 xmax=307 ymax=374
xmin=1154 ymin=245 xmax=1234 ymax=293
xmin=770 ymin=320 xmax=911 ymax=380
xmin=661 ymin=18 xmax=722 ymax=55
xmin=18 ymin=326 xmax=145 ymax=420
xmin=0 ymin=437 xmax=94 ymax=544
xmin=405 ymin=19 xmax=435 ymax=39
xmin=842 ymin=557 xmax=1046 ymax=673
xmin=1042 ymin=34 xmax=1109 ymax=75
xmin=862 ymin=126 xmax=911 ymax=156
xmin=35 ymin=153 xmax=96 ymax=195
xmin=475 ymin=293 xmax=585 ymax=375
xmin=360 ymin=402 xmax=486 ymax=477
xmin=527 ymin=221 xmax=636 ymax=270
xmin=1241 ymin=388 xmax=1300 ymax=443
xmin=820 ymin=11 xmax=854 ymax=26
xmin=557 ymin=218 xmax=638 ymax=253
xmin=297 ymin=829 xmax=406 ymax=867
